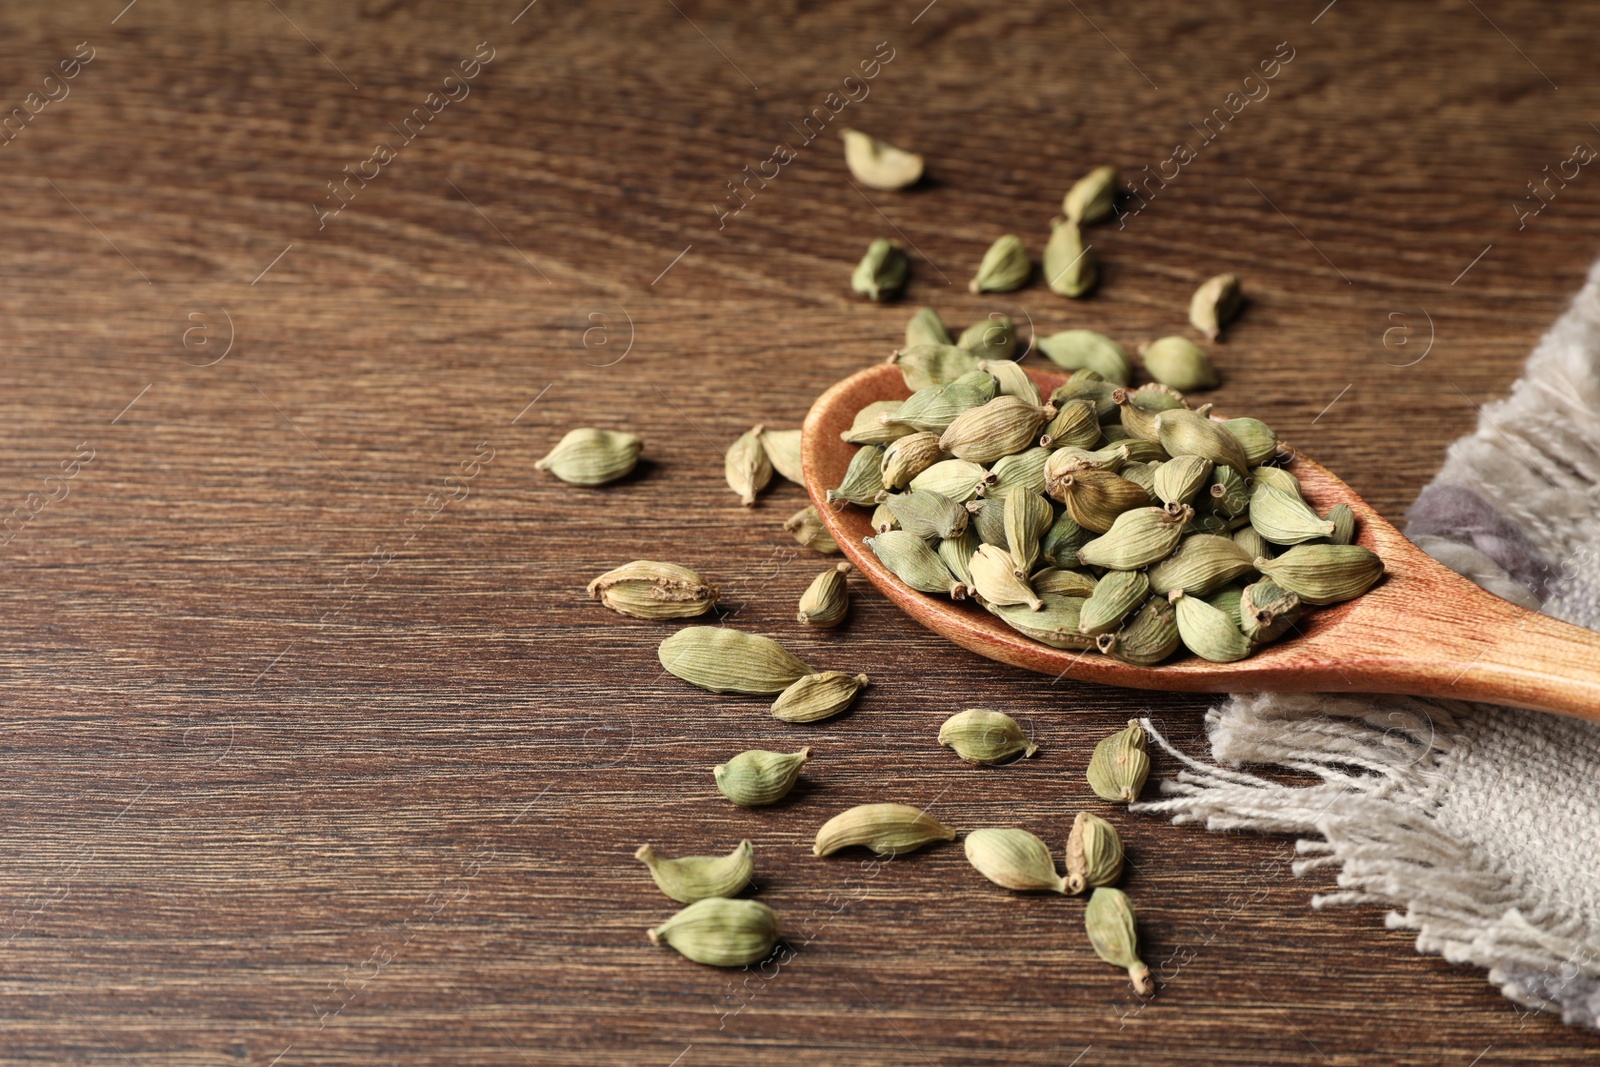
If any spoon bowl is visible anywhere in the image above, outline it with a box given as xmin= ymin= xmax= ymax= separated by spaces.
xmin=802 ymin=363 xmax=1600 ymax=722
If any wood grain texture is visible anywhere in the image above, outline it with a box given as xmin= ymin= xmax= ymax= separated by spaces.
xmin=2 ymin=0 xmax=1599 ymax=1063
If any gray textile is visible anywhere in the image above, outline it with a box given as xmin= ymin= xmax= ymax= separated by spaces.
xmin=1134 ymin=259 xmax=1600 ymax=1028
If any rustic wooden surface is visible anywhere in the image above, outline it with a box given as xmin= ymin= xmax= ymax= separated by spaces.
xmin=3 ymin=0 xmax=1598 ymax=1063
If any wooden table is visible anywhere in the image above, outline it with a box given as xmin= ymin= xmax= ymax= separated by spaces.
xmin=4 ymin=1 xmax=1596 ymax=1062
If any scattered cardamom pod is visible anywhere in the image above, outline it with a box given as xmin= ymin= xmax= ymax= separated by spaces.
xmin=938 ymin=708 xmax=1038 ymax=765
xmin=1085 ymin=887 xmax=1154 ymax=995
xmin=841 ymin=128 xmax=924 ymax=190
xmin=1189 ymin=272 xmax=1243 ymax=341
xmin=827 ymin=444 xmax=887 ymax=507
xmin=852 ymin=237 xmax=908 ymax=301
xmin=715 ymin=747 xmax=813 ymax=807
xmin=890 ymin=343 xmax=981 ymax=391
xmin=759 ymin=428 xmax=804 ymax=484
xmin=784 ymin=505 xmax=841 ymax=554
xmin=725 ymin=424 xmax=773 ymax=507
xmin=1063 ymin=165 xmax=1120 ymax=225
xmin=588 ymin=560 xmax=719 ymax=620
xmin=648 ymin=897 xmax=780 ymax=968
xmin=1078 ymin=569 xmax=1151 ymax=636
xmin=969 ymin=234 xmax=1030 ymax=294
xmin=1037 ymin=329 xmax=1133 ymax=385
xmin=961 ymin=316 xmax=1018 ymax=362
xmin=939 ymin=396 xmax=1053 ymax=464
xmin=1076 ymin=505 xmax=1191 ymax=570
xmin=1065 ymin=811 xmax=1123 ymax=894
xmin=1255 ymin=543 xmax=1384 ymax=605
xmin=1139 ymin=336 xmax=1219 ymax=392
xmin=1169 ymin=588 xmax=1252 ymax=662
xmin=813 ymin=803 xmax=956 ymax=857
xmin=771 ymin=671 xmax=869 ymax=723
xmin=905 ymin=306 xmax=952 ymax=348
xmin=1087 ymin=720 xmax=1150 ymax=803
xmin=1044 ymin=218 xmax=1097 ymax=298
xmin=659 ymin=627 xmax=812 ymax=694
xmin=797 ymin=562 xmax=853 ymax=628
xmin=635 ymin=840 xmax=754 ymax=904
xmin=964 ymin=828 xmax=1068 ymax=893
xmin=535 ymin=428 xmax=642 ymax=486
xmin=866 ymin=529 xmax=969 ymax=599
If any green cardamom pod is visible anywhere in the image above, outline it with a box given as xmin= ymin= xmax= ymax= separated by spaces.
xmin=1119 ymin=437 xmax=1171 ymax=464
xmin=771 ymin=671 xmax=869 ymax=722
xmin=961 ymin=316 xmax=1019 ymax=362
xmin=1139 ymin=336 xmax=1218 ymax=392
xmin=1113 ymin=384 xmax=1186 ymax=443
xmin=715 ymin=747 xmax=813 ymax=807
xmin=1038 ymin=329 xmax=1133 ymax=385
xmin=1147 ymin=534 xmax=1256 ymax=596
xmin=1078 ymin=569 xmax=1151 ymax=636
xmin=866 ymin=529 xmax=968 ymax=599
xmin=827 ymin=445 xmax=887 ymax=507
xmin=1050 ymin=370 xmax=1121 ymax=420
xmin=885 ymin=371 xmax=999 ymax=433
xmin=659 ymin=626 xmax=812 ymax=694
xmin=1097 ymin=595 xmax=1180 ymax=665
xmin=986 ymin=446 xmax=1052 ymax=499
xmin=725 ymin=423 xmax=773 ymax=507
xmin=1085 ymin=887 xmax=1154 ymax=995
xmin=1232 ymin=524 xmax=1271 ymax=561
xmin=1152 ymin=455 xmax=1215 ymax=507
xmin=969 ymin=234 xmax=1031 ymax=294
xmin=969 ymin=544 xmax=1042 ymax=610
xmin=841 ymin=128 xmax=924 ymax=190
xmin=784 ymin=505 xmax=841 ymax=555
xmin=1040 ymin=507 xmax=1094 ymax=566
xmin=1208 ymin=464 xmax=1249 ymax=517
xmin=1076 ymin=505 xmax=1192 ymax=570
xmin=964 ymin=827 xmax=1068 ymax=892
xmin=939 ymin=396 xmax=1053 ymax=464
xmin=1049 ymin=469 xmax=1150 ymax=533
xmin=937 ymin=528 xmax=980 ymax=587
xmin=1066 ymin=811 xmax=1123 ymax=894
xmin=890 ymin=343 xmax=981 ymax=391
xmin=648 ymin=896 xmax=780 ymax=968
xmin=1249 ymin=481 xmax=1335 ymax=545
xmin=871 ymin=501 xmax=897 ymax=533
xmin=1169 ymin=588 xmax=1252 ymax=662
xmin=976 ymin=356 xmax=1037 ymax=404
xmin=758 ymin=428 xmax=804 ymax=485
xmin=1189 ymin=272 xmax=1243 ymax=342
xmin=852 ymin=237 xmax=908 ymax=302
xmin=1205 ymin=583 xmax=1246 ymax=629
xmin=1239 ymin=577 xmax=1302 ymax=643
xmin=797 ymin=563 xmax=853 ymax=628
xmin=1063 ymin=165 xmax=1120 ymax=225
xmin=1044 ymin=218 xmax=1098 ymax=298
xmin=967 ymin=495 xmax=1008 ymax=549
xmin=588 ymin=560 xmax=719 ymax=620
xmin=635 ymin=840 xmax=754 ymax=904
xmin=813 ymin=803 xmax=956 ymax=857
xmin=1325 ymin=502 xmax=1356 ymax=546
xmin=1087 ymin=720 xmax=1150 ymax=803
xmin=1045 ymin=443 xmax=1130 ymax=483
xmin=1222 ymin=417 xmax=1278 ymax=466
xmin=841 ymin=400 xmax=913 ymax=446
xmin=880 ymin=432 xmax=944 ymax=490
xmin=993 ymin=594 xmax=1095 ymax=649
xmin=905 ymin=305 xmax=952 ymax=348
xmin=535 ymin=428 xmax=641 ymax=486
xmin=1252 ymin=464 xmax=1300 ymax=496
xmin=1155 ymin=409 xmax=1251 ymax=478
xmin=1040 ymin=397 xmax=1102 ymax=450
xmin=885 ymin=489 xmax=969 ymax=540
xmin=1003 ymin=489 xmax=1054 ymax=576
xmin=938 ymin=708 xmax=1038 ymax=765
xmin=1255 ymin=543 xmax=1383 ymax=605
xmin=1031 ymin=567 xmax=1098 ymax=598
xmin=909 ymin=458 xmax=993 ymax=502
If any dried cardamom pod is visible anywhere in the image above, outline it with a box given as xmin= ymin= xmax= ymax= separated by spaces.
xmin=937 ymin=528 xmax=980 ymax=587
xmin=1147 ymin=534 xmax=1256 ymax=596
xmin=1152 ymin=455 xmax=1215 ymax=507
xmin=535 ymin=428 xmax=641 ymax=486
xmin=1065 ymin=811 xmax=1123 ymax=894
xmin=1076 ymin=505 xmax=1191 ymax=570
xmin=905 ymin=305 xmax=952 ymax=348
xmin=1119 ymin=437 xmax=1171 ymax=464
xmin=1249 ymin=481 xmax=1335 ymax=545
xmin=1078 ymin=569 xmax=1150 ymax=636
xmin=871 ymin=501 xmax=897 ymax=533
xmin=797 ymin=563 xmax=853 ymax=628
xmin=910 ymin=458 xmax=993 ymax=502
xmin=986 ymin=446 xmax=1052 ymax=499
xmin=659 ymin=626 xmax=812 ymax=694
xmin=1051 ymin=370 xmax=1121 ymax=420
xmin=827 ymin=444 xmax=887 ymax=507
xmin=1085 ymin=887 xmax=1154 ymax=995
xmin=1038 ymin=329 xmax=1133 ymax=385
xmin=1063 ymin=165 xmax=1119 ymax=224
xmin=890 ymin=343 xmax=981 ymax=391
xmin=1325 ymin=502 xmax=1356 ymax=546
xmin=991 ymin=594 xmax=1093 ymax=649
xmin=939 ymin=396 xmax=1053 ymax=463
xmin=588 ymin=560 xmax=719 ymax=620
xmin=1252 ymin=463 xmax=1300 ymax=496
xmin=1044 ymin=218 xmax=1098 ymax=298
xmin=813 ymin=803 xmax=956 ymax=857
xmin=1205 ymin=583 xmax=1246 ymax=629
xmin=725 ymin=424 xmax=773 ymax=507
xmin=969 ymin=544 xmax=1042 ymax=610
xmin=976 ymin=357 xmax=1038 ymax=404
xmin=784 ymin=505 xmax=841 ymax=554
xmin=1049 ymin=469 xmax=1150 ymax=533
xmin=1232 ymin=524 xmax=1271 ymax=561
xmin=866 ymin=529 xmax=968 ymax=599
xmin=1040 ymin=397 xmax=1102 ymax=450
xmin=967 ymin=497 xmax=1007 ymax=549
xmin=1255 ymin=543 xmax=1383 ymax=605
xmin=1097 ymin=595 xmax=1181 ymax=665
xmin=1045 ymin=445 xmax=1130 ymax=487
xmin=1189 ymin=272 xmax=1242 ymax=341
xmin=1240 ymin=577 xmax=1302 ymax=643
xmin=961 ymin=316 xmax=1018 ymax=362
xmin=1087 ymin=720 xmax=1150 ymax=803
xmin=648 ymin=897 xmax=780 ymax=968
xmin=635 ymin=840 xmax=754 ymax=904
xmin=964 ymin=828 xmax=1068 ymax=893
xmin=969 ymin=234 xmax=1031 ymax=293
xmin=1003 ymin=490 xmax=1054 ymax=576
xmin=885 ymin=489 xmax=969 ymax=540
xmin=715 ymin=747 xmax=813 ymax=807
xmin=758 ymin=428 xmax=804 ymax=484
xmin=852 ymin=237 xmax=908 ymax=301
xmin=1208 ymin=464 xmax=1249 ymax=518
xmin=1139 ymin=336 xmax=1219 ymax=392
xmin=880 ymin=432 xmax=944 ymax=490
xmin=884 ymin=370 xmax=999 ymax=433
xmin=842 ymin=400 xmax=913 ymax=446
xmin=1156 ymin=409 xmax=1251 ymax=478
xmin=1031 ymin=567 xmax=1098 ymax=597
xmin=1114 ymin=384 xmax=1187 ymax=443
xmin=841 ymin=128 xmax=924 ymax=190
xmin=938 ymin=708 xmax=1038 ymax=765
xmin=1040 ymin=507 xmax=1094 ymax=566
xmin=1222 ymin=417 xmax=1278 ymax=466
xmin=771 ymin=671 xmax=869 ymax=723
xmin=1169 ymin=588 xmax=1252 ymax=662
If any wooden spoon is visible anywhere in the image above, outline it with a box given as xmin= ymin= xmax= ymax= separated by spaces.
xmin=801 ymin=363 xmax=1600 ymax=722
